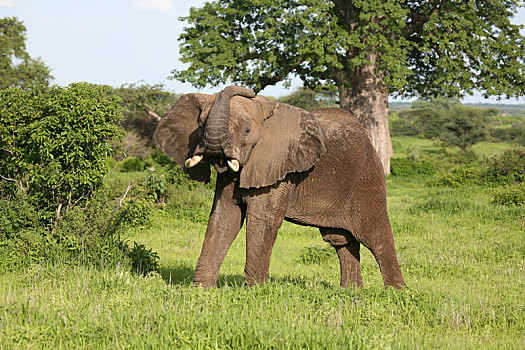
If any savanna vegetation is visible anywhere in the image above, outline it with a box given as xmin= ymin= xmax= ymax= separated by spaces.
xmin=1 ymin=82 xmax=524 ymax=348
xmin=1 ymin=8 xmax=525 ymax=349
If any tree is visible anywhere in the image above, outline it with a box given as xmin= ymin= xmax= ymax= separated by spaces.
xmin=277 ymin=87 xmax=339 ymax=111
xmin=0 ymin=84 xmax=122 ymax=228
xmin=399 ymin=96 xmax=460 ymax=138
xmin=111 ymin=83 xmax=180 ymax=159
xmin=173 ymin=0 xmax=525 ymax=174
xmin=440 ymin=106 xmax=488 ymax=152
xmin=0 ymin=17 xmax=53 ymax=89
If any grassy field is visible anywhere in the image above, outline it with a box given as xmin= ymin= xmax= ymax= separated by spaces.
xmin=1 ymin=138 xmax=524 ymax=349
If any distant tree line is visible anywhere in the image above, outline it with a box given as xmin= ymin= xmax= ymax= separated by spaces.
xmin=389 ymin=97 xmax=525 ymax=151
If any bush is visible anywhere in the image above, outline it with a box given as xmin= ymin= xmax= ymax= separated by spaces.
xmin=0 ymin=186 xmax=161 ymax=272
xmin=482 ymin=148 xmax=525 ymax=186
xmin=489 ymin=125 xmax=525 ymax=146
xmin=0 ymin=190 xmax=119 ymax=270
xmin=123 ymin=241 xmax=160 ymax=276
xmin=141 ymin=171 xmax=167 ymax=203
xmin=0 ymin=83 xmax=123 ymax=225
xmin=119 ymin=157 xmax=145 ymax=172
xmin=492 ymin=184 xmax=525 ymax=206
xmin=118 ymin=198 xmax=155 ymax=228
xmin=439 ymin=106 xmax=489 ymax=152
xmin=390 ymin=158 xmax=436 ymax=176
xmin=430 ymin=167 xmax=483 ymax=187
xmin=298 ymin=246 xmax=335 ymax=264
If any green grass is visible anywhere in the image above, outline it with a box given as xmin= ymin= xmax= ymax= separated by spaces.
xmin=1 ymin=140 xmax=524 ymax=348
xmin=392 ymin=136 xmax=512 ymax=158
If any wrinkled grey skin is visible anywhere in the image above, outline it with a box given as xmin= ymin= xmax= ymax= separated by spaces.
xmin=154 ymin=86 xmax=405 ymax=289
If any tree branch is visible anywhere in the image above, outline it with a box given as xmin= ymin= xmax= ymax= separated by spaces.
xmin=141 ymin=103 xmax=161 ymax=121
xmin=119 ymin=182 xmax=134 ymax=208
xmin=0 ymin=174 xmax=27 ymax=193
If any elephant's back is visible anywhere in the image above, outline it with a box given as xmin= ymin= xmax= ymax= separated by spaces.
xmin=285 ymin=108 xmax=386 ymax=228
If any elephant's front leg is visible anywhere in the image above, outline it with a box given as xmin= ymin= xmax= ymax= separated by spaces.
xmin=193 ymin=176 xmax=244 ymax=287
xmin=243 ymin=182 xmax=294 ymax=286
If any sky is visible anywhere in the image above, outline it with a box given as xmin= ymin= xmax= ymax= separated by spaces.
xmin=1 ymin=0 xmax=525 ymax=104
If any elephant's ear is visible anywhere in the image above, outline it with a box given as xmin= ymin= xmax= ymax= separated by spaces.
xmin=153 ymin=93 xmax=214 ymax=182
xmin=240 ymin=103 xmax=326 ymax=189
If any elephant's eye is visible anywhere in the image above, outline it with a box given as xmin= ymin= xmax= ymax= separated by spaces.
xmin=244 ymin=127 xmax=251 ymax=135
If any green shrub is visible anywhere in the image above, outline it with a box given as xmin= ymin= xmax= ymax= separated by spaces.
xmin=390 ymin=158 xmax=436 ymax=176
xmin=439 ymin=106 xmax=489 ymax=152
xmin=492 ymin=184 xmax=525 ymax=206
xmin=118 ymin=198 xmax=155 ymax=228
xmin=0 ymin=83 xmax=123 ymax=224
xmin=482 ymin=148 xmax=525 ymax=186
xmin=0 ymin=190 xmax=123 ymax=270
xmin=141 ymin=171 xmax=168 ymax=203
xmin=430 ymin=167 xmax=483 ymax=187
xmin=298 ymin=246 xmax=335 ymax=264
xmin=150 ymin=148 xmax=176 ymax=168
xmin=123 ymin=241 xmax=160 ymax=276
xmin=489 ymin=125 xmax=525 ymax=146
xmin=119 ymin=157 xmax=145 ymax=172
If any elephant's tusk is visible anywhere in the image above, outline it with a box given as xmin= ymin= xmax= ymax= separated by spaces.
xmin=185 ymin=154 xmax=204 ymax=168
xmin=227 ymin=159 xmax=240 ymax=172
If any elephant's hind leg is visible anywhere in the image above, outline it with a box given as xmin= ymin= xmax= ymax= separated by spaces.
xmin=351 ymin=205 xmax=406 ymax=289
xmin=320 ymin=228 xmax=363 ymax=288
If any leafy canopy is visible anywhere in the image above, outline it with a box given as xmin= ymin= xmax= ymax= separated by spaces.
xmin=0 ymin=17 xmax=53 ymax=89
xmin=173 ymin=0 xmax=525 ymax=99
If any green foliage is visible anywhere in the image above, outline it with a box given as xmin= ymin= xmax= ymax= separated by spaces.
xmin=123 ymin=241 xmax=160 ymax=276
xmin=390 ymin=157 xmax=436 ymax=176
xmin=489 ymin=124 xmax=525 ymax=146
xmin=0 ymin=17 xmax=53 ymax=89
xmin=113 ymin=82 xmax=179 ymax=144
xmin=119 ymin=157 xmax=145 ymax=172
xmin=0 ymin=190 xmax=121 ymax=270
xmin=118 ymin=198 xmax=155 ymax=228
xmin=0 ymin=83 xmax=123 ymax=224
xmin=483 ymin=148 xmax=525 ymax=186
xmin=389 ymin=111 xmax=420 ymax=137
xmin=492 ymin=183 xmax=525 ymax=206
xmin=298 ymin=245 xmax=335 ymax=264
xmin=141 ymin=172 xmax=168 ymax=203
xmin=277 ymin=87 xmax=339 ymax=111
xmin=430 ymin=167 xmax=484 ymax=187
xmin=439 ymin=106 xmax=489 ymax=152
xmin=174 ymin=1 xmax=525 ymax=100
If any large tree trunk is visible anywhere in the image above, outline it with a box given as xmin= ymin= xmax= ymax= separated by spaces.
xmin=334 ymin=57 xmax=393 ymax=175
xmin=332 ymin=0 xmax=393 ymax=175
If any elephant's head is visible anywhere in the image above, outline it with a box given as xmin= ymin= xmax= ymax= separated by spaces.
xmin=153 ymin=86 xmax=326 ymax=189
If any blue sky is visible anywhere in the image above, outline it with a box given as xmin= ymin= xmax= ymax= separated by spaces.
xmin=1 ymin=0 xmax=524 ymax=103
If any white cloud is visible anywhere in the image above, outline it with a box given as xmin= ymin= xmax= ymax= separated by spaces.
xmin=133 ymin=0 xmax=174 ymax=13
xmin=0 ymin=0 xmax=19 ymax=7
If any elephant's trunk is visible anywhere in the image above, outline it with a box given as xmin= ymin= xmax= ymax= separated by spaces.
xmin=203 ymin=86 xmax=255 ymax=157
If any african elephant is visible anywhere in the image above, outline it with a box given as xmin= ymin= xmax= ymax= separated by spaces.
xmin=153 ymin=86 xmax=405 ymax=289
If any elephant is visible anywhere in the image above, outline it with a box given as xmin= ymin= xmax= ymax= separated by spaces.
xmin=153 ymin=86 xmax=405 ymax=289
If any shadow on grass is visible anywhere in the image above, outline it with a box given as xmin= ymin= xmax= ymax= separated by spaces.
xmin=159 ymin=263 xmax=194 ymax=285
xmin=159 ymin=262 xmax=336 ymax=290
xmin=158 ymin=263 xmax=245 ymax=287
xmin=270 ymin=275 xmax=336 ymax=289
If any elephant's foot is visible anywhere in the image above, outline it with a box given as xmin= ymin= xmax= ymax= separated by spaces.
xmin=193 ymin=280 xmax=217 ymax=288
xmin=243 ymin=267 xmax=268 ymax=287
xmin=193 ymin=268 xmax=218 ymax=288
